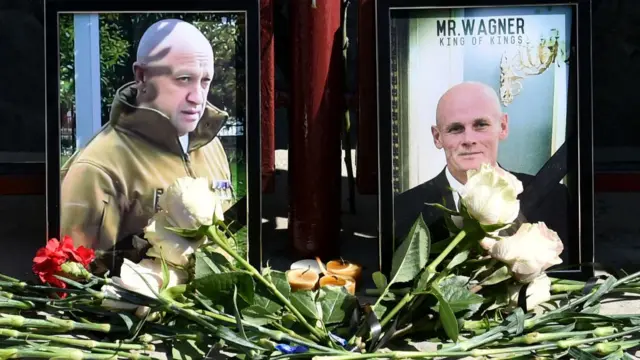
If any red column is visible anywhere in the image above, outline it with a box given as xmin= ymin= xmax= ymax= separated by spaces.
xmin=289 ymin=0 xmax=344 ymax=259
xmin=356 ymin=0 xmax=378 ymax=194
xmin=260 ymin=0 xmax=276 ymax=193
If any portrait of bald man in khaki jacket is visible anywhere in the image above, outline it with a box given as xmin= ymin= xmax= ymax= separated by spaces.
xmin=60 ymin=19 xmax=233 ymax=272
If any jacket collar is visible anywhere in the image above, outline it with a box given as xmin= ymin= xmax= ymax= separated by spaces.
xmin=108 ymin=82 xmax=228 ymax=155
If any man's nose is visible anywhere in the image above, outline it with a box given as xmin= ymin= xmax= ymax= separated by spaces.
xmin=186 ymin=88 xmax=205 ymax=105
xmin=461 ymin=129 xmax=478 ymax=145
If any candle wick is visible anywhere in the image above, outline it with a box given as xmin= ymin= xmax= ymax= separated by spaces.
xmin=302 ymin=266 xmax=310 ymax=275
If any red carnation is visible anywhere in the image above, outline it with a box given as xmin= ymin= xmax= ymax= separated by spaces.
xmin=32 ymin=236 xmax=96 ymax=297
xmin=59 ymin=235 xmax=96 ymax=266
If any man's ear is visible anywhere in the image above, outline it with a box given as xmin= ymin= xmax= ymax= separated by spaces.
xmin=431 ymin=125 xmax=443 ymax=149
xmin=132 ymin=62 xmax=145 ymax=86
xmin=499 ymin=113 xmax=509 ymax=140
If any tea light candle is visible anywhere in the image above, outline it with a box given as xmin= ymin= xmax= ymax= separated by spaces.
xmin=286 ymin=268 xmax=319 ymax=291
xmin=290 ymin=259 xmax=323 ymax=274
xmin=326 ymin=259 xmax=362 ymax=282
xmin=319 ymin=274 xmax=356 ymax=295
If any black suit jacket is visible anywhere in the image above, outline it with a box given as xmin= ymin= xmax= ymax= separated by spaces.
xmin=393 ymin=167 xmax=571 ymax=263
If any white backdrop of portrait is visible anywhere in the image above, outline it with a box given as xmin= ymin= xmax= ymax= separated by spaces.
xmin=390 ymin=5 xmax=572 ymax=192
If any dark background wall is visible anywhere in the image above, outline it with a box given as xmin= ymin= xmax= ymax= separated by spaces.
xmin=0 ymin=0 xmax=638 ymax=279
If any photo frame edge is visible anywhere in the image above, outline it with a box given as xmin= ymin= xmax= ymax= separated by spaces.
xmin=44 ymin=0 xmax=263 ymax=268
xmin=374 ymin=0 xmax=595 ymax=281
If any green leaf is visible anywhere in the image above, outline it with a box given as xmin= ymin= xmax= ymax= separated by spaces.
xmin=193 ymin=271 xmax=255 ymax=305
xmin=482 ymin=290 xmax=509 ymax=314
xmin=373 ymin=301 xmax=388 ymax=320
xmin=290 ymin=290 xmax=319 ymax=320
xmin=241 ymin=306 xmax=278 ymax=326
xmin=602 ymin=350 xmax=625 ymax=360
xmin=470 ymin=259 xmax=497 ymax=282
xmin=479 ymin=222 xmax=512 ymax=234
xmin=415 ymin=268 xmax=434 ymax=291
xmin=170 ymin=339 xmax=208 ymax=360
xmin=532 ymin=319 xmax=576 ymax=333
xmin=446 ymin=250 xmax=470 ymax=270
xmin=430 ymin=288 xmax=459 ymax=342
xmin=116 ymin=313 xmax=134 ymax=331
xmin=432 ymin=276 xmax=483 ymax=315
xmin=425 ymin=202 xmax=458 ymax=216
xmin=390 ymin=215 xmax=431 ymax=285
xmin=159 ymin=256 xmax=170 ymax=292
xmin=215 ymin=324 xmax=266 ymax=351
xmin=537 ymin=313 xmax=624 ymax=325
xmin=506 ymin=308 xmax=526 ymax=335
xmin=372 ymin=272 xmax=388 ymax=290
xmin=568 ymin=348 xmax=601 ymax=360
xmin=241 ymin=270 xmax=290 ymax=325
xmin=584 ymin=276 xmax=617 ymax=308
xmin=264 ymin=270 xmax=291 ymax=299
xmin=319 ymin=286 xmax=357 ymax=324
xmin=581 ymin=303 xmax=600 ymax=314
xmin=195 ymin=250 xmax=231 ymax=278
xmin=161 ymin=284 xmax=187 ymax=301
xmin=479 ymin=265 xmax=512 ymax=286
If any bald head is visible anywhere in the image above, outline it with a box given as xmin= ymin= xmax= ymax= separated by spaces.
xmin=431 ymin=81 xmax=509 ymax=184
xmin=136 ymin=19 xmax=213 ymax=66
xmin=435 ymin=82 xmax=502 ymax=127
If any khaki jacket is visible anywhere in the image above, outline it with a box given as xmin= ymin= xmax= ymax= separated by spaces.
xmin=60 ymin=82 xmax=232 ymax=267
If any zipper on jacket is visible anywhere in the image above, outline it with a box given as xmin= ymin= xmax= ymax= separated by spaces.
xmin=182 ymin=151 xmax=196 ymax=178
xmin=177 ymin=137 xmax=197 ymax=178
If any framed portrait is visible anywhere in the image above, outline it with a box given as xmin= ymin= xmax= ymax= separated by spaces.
xmin=376 ymin=0 xmax=594 ymax=280
xmin=45 ymin=0 xmax=261 ymax=272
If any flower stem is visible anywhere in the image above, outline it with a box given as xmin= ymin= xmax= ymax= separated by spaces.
xmin=555 ymin=325 xmax=640 ymax=349
xmin=379 ymin=293 xmax=413 ymax=328
xmin=0 ymin=346 xmax=161 ymax=360
xmin=364 ymin=288 xmax=410 ymax=296
xmin=0 ymin=297 xmax=34 ymax=309
xmin=0 ymin=328 xmax=155 ymax=351
xmin=193 ymin=305 xmax=340 ymax=354
xmin=205 ymin=226 xmax=327 ymax=342
xmin=426 ymin=230 xmax=467 ymax=273
xmin=377 ymin=230 xmax=468 ymax=330
xmin=0 ymin=313 xmax=117 ymax=333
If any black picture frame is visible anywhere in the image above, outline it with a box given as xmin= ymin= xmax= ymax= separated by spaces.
xmin=376 ymin=0 xmax=594 ymax=280
xmin=44 ymin=0 xmax=261 ymax=265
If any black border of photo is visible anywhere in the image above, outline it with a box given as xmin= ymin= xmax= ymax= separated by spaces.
xmin=44 ymin=0 xmax=262 ymax=265
xmin=375 ymin=0 xmax=594 ymax=280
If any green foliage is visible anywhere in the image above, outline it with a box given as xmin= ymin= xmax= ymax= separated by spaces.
xmin=58 ymin=14 xmax=129 ymax=113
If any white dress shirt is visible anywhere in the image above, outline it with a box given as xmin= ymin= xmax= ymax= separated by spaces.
xmin=445 ymin=166 xmax=464 ymax=210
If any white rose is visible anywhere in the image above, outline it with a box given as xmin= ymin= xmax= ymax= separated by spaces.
xmin=487 ymin=222 xmax=564 ymax=283
xmin=479 ymin=237 xmax=498 ymax=251
xmin=458 ymin=163 xmax=523 ymax=226
xmin=508 ymin=273 xmax=552 ymax=311
xmin=101 ymin=258 xmax=188 ymax=310
xmin=158 ymin=177 xmax=224 ymax=230
xmin=144 ymin=211 xmax=205 ymax=266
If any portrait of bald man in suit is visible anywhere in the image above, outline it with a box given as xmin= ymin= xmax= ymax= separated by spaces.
xmin=394 ymin=81 xmax=570 ymax=262
xmin=60 ymin=19 xmax=233 ymax=272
